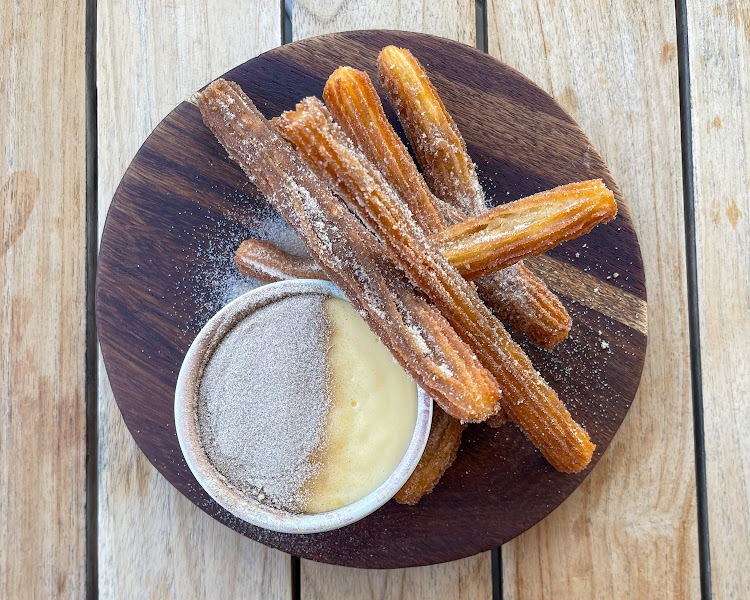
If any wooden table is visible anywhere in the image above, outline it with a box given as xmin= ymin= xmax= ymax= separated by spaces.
xmin=1 ymin=1 xmax=747 ymax=598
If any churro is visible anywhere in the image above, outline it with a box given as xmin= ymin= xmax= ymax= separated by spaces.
xmin=235 ymin=238 xmax=325 ymax=281
xmin=395 ymin=406 xmax=466 ymax=505
xmin=378 ymin=46 xmax=486 ymax=216
xmin=431 ymin=180 xmax=617 ymax=279
xmin=198 ymin=79 xmax=501 ymax=423
xmin=474 ymin=265 xmax=570 ymax=352
xmin=274 ymin=97 xmax=594 ymax=473
xmin=324 ymin=67 xmax=446 ymax=235
xmin=327 ymin=61 xmax=572 ymax=349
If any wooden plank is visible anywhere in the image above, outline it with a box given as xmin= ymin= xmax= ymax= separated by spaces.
xmin=302 ymin=562 xmax=492 ymax=600
xmin=96 ymin=2 xmax=289 ymax=598
xmin=293 ymin=0 xmax=476 ymax=42
xmin=487 ymin=2 xmax=700 ymax=597
xmin=292 ymin=4 xmax=491 ymax=598
xmin=687 ymin=1 xmax=750 ymax=596
xmin=0 ymin=1 xmax=87 ymax=598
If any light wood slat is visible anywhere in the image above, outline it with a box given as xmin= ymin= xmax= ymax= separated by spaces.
xmin=96 ymin=2 xmax=289 ymax=598
xmin=688 ymin=1 xmax=750 ymax=596
xmin=293 ymin=0 xmax=476 ymax=42
xmin=302 ymin=561 xmax=492 ymax=600
xmin=292 ymin=3 xmax=491 ymax=598
xmin=487 ymin=2 xmax=699 ymax=597
xmin=1 ymin=2 xmax=87 ymax=597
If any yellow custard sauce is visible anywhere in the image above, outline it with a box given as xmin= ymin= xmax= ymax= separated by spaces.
xmin=303 ymin=297 xmax=418 ymax=514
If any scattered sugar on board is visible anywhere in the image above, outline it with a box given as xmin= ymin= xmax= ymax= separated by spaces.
xmin=197 ymin=293 xmax=330 ymax=513
xmin=511 ymin=300 xmax=625 ymax=439
xmin=170 ymin=190 xmax=308 ymax=330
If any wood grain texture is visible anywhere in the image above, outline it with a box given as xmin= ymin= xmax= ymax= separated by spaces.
xmin=293 ymin=0 xmax=475 ymax=45
xmin=301 ymin=561 xmax=492 ymax=600
xmin=487 ymin=2 xmax=699 ymax=598
xmin=688 ymin=1 xmax=750 ymax=596
xmin=95 ymin=31 xmax=646 ymax=569
xmin=96 ymin=2 xmax=290 ymax=598
xmin=1 ymin=1 xmax=86 ymax=598
xmin=292 ymin=7 xmax=483 ymax=595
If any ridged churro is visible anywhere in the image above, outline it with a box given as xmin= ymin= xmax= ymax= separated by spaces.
xmin=378 ymin=46 xmax=486 ymax=216
xmin=198 ymin=79 xmax=501 ymax=424
xmin=235 ymin=238 xmax=325 ymax=281
xmin=327 ymin=61 xmax=572 ymax=349
xmin=474 ymin=264 xmax=570 ymax=352
xmin=432 ymin=180 xmax=617 ymax=279
xmin=274 ymin=97 xmax=594 ymax=473
xmin=324 ymin=66 xmax=446 ymax=235
xmin=395 ymin=406 xmax=466 ymax=505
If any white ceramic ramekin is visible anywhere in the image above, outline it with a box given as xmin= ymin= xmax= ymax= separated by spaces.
xmin=175 ymin=279 xmax=432 ymax=534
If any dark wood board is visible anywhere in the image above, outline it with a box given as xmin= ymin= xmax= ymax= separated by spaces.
xmin=96 ymin=30 xmax=647 ymax=568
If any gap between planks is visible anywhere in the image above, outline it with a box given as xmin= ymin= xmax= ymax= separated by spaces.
xmin=283 ymin=2 xmax=302 ymax=597
xmin=675 ymin=0 xmax=711 ymax=597
xmin=85 ymin=0 xmax=99 ymax=598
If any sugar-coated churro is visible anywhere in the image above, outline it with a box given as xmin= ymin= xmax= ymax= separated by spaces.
xmin=235 ymin=238 xmax=325 ymax=281
xmin=474 ymin=264 xmax=571 ymax=352
xmin=199 ymin=79 xmax=501 ymax=423
xmin=329 ymin=60 xmax=572 ymax=349
xmin=324 ymin=66 xmax=446 ymax=236
xmin=431 ymin=180 xmax=617 ymax=279
xmin=395 ymin=406 xmax=466 ymax=505
xmin=378 ymin=46 xmax=485 ymax=216
xmin=274 ymin=96 xmax=594 ymax=473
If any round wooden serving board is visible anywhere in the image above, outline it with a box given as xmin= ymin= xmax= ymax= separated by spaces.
xmin=96 ymin=31 xmax=647 ymax=568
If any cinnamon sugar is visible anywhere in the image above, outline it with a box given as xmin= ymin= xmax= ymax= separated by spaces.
xmin=197 ymin=292 xmax=331 ymax=513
